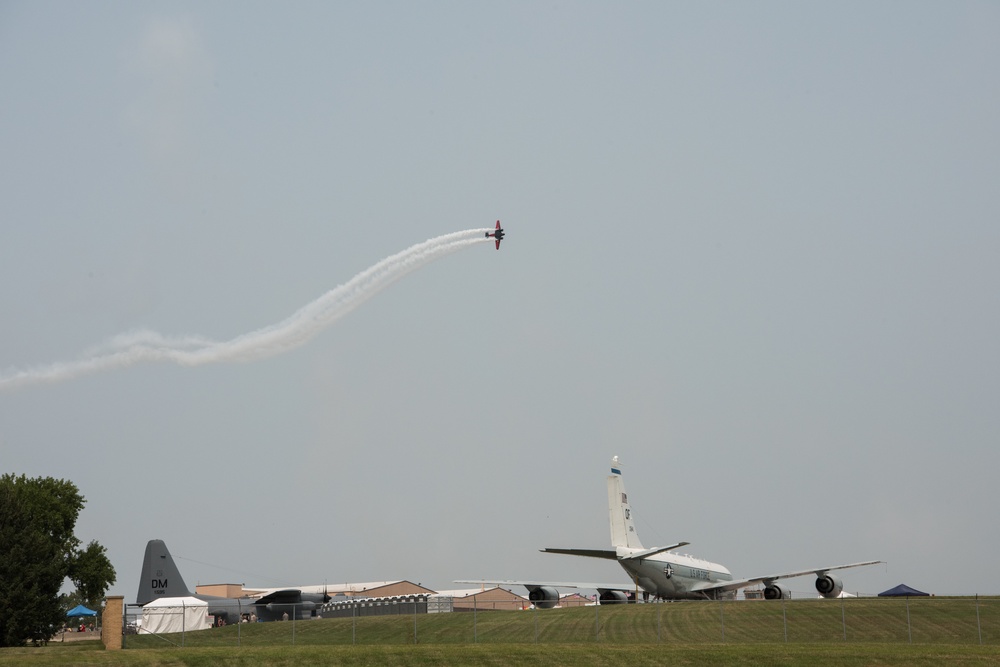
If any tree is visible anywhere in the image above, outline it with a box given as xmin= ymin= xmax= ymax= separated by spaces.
xmin=69 ymin=541 xmax=117 ymax=612
xmin=0 ymin=474 xmax=116 ymax=647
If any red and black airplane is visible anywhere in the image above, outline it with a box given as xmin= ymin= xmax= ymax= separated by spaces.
xmin=486 ymin=220 xmax=505 ymax=249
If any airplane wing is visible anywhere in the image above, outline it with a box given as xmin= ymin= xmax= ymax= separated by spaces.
xmin=252 ymin=589 xmax=304 ymax=605
xmin=455 ymin=579 xmax=635 ymax=592
xmin=688 ymin=560 xmax=883 ymax=594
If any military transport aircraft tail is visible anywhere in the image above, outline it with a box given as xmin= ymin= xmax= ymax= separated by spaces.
xmin=135 ymin=539 xmax=332 ymax=622
xmin=608 ymin=456 xmax=644 ymax=549
xmin=136 ymin=539 xmax=192 ymax=605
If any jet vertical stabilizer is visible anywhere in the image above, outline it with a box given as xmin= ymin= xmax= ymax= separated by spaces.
xmin=137 ymin=539 xmax=192 ymax=604
xmin=608 ymin=456 xmax=644 ymax=549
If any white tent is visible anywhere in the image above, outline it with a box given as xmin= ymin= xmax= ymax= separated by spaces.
xmin=141 ymin=596 xmax=211 ymax=634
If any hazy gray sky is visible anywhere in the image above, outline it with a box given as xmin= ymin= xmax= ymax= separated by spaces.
xmin=2 ymin=2 xmax=998 ymax=599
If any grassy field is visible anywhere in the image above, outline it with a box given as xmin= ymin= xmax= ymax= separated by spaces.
xmin=3 ymin=642 xmax=1000 ymax=667
xmin=4 ymin=597 xmax=999 ymax=666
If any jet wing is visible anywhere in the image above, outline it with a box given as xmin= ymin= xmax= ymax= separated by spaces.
xmin=455 ymin=579 xmax=635 ymax=592
xmin=688 ymin=560 xmax=883 ymax=594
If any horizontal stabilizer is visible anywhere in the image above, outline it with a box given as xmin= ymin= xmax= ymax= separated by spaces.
xmin=541 ymin=548 xmax=618 ymax=560
xmin=618 ymin=542 xmax=690 ymax=561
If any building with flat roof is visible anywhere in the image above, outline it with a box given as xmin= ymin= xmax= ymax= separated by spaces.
xmin=194 ymin=584 xmax=246 ymax=598
xmin=430 ymin=587 xmax=529 ymax=612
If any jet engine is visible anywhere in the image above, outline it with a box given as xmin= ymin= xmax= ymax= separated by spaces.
xmin=527 ymin=587 xmax=561 ymax=609
xmin=763 ymin=583 xmax=791 ymax=600
xmin=599 ymin=590 xmax=629 ymax=605
xmin=815 ymin=573 xmax=844 ymax=598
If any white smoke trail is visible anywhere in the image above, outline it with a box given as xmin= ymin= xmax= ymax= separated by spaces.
xmin=0 ymin=229 xmax=491 ymax=390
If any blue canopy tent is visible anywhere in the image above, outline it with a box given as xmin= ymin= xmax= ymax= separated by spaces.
xmin=66 ymin=604 xmax=98 ymax=635
xmin=878 ymin=584 xmax=930 ymax=597
xmin=66 ymin=605 xmax=97 ymax=617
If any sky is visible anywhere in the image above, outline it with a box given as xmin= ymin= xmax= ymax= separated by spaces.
xmin=2 ymin=1 xmax=998 ymax=600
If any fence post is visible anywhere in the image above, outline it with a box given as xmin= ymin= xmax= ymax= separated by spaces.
xmin=782 ymin=597 xmax=788 ymax=643
xmin=181 ymin=600 xmax=185 ymax=647
xmin=292 ymin=604 xmax=295 ymax=645
xmin=906 ymin=596 xmax=911 ymax=644
xmin=718 ymin=598 xmax=725 ymax=643
xmin=976 ymin=594 xmax=982 ymax=645
xmin=413 ymin=597 xmax=418 ymax=644
xmin=841 ymin=595 xmax=847 ymax=641
xmin=594 ymin=599 xmax=599 ymax=642
xmin=237 ymin=598 xmax=241 ymax=647
xmin=473 ymin=594 xmax=477 ymax=643
xmin=352 ymin=600 xmax=356 ymax=645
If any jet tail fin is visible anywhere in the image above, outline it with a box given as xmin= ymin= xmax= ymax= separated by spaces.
xmin=608 ymin=456 xmax=644 ymax=549
xmin=136 ymin=539 xmax=191 ymax=604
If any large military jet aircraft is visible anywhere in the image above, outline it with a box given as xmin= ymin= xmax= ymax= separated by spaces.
xmin=136 ymin=539 xmax=330 ymax=622
xmin=458 ymin=457 xmax=880 ymax=607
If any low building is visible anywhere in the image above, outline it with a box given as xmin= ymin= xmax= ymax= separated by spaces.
xmin=342 ymin=580 xmax=435 ymax=598
xmin=557 ymin=593 xmax=592 ymax=607
xmin=195 ymin=584 xmax=246 ymax=598
xmin=430 ymin=587 xmax=529 ymax=612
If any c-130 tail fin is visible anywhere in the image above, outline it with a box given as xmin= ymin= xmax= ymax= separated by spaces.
xmin=136 ymin=539 xmax=191 ymax=604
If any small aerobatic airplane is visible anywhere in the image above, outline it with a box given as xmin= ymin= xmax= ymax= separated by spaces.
xmin=136 ymin=540 xmax=330 ymax=622
xmin=486 ymin=220 xmax=504 ymax=249
xmin=458 ymin=457 xmax=880 ymax=607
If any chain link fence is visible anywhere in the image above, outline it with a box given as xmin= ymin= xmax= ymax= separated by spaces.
xmin=120 ymin=594 xmax=998 ymax=648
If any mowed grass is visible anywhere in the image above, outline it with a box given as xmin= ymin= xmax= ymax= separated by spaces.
xmin=4 ymin=597 xmax=1000 ymax=666
xmin=3 ymin=642 xmax=1000 ymax=667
